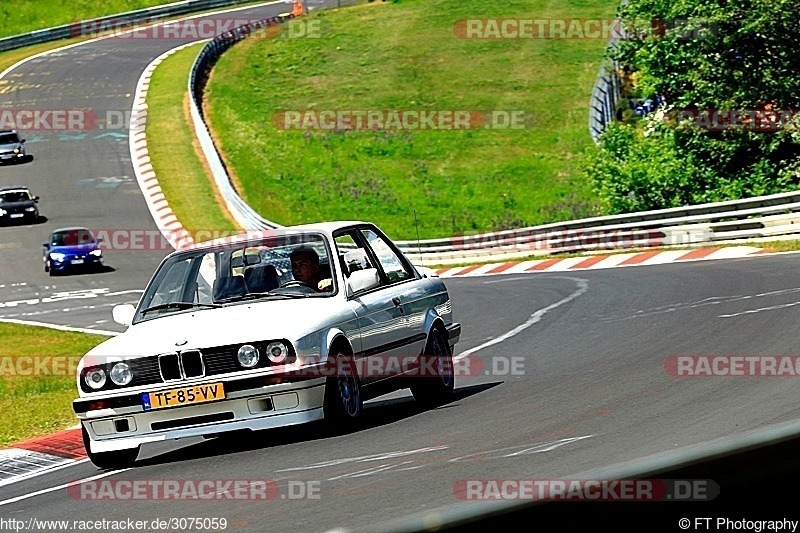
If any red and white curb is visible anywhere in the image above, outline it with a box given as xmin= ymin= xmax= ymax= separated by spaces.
xmin=129 ymin=43 xmax=206 ymax=251
xmin=433 ymin=246 xmax=777 ymax=277
xmin=0 ymin=428 xmax=86 ymax=489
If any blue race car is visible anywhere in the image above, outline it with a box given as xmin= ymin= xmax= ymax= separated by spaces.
xmin=43 ymin=227 xmax=104 ymax=276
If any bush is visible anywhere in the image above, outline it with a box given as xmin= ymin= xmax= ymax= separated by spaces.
xmin=585 ymin=0 xmax=800 ymax=214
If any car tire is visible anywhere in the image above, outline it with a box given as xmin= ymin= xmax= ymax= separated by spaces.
xmin=323 ymin=351 xmax=363 ymax=431
xmin=44 ymin=260 xmax=49 ymax=273
xmin=82 ymin=426 xmax=139 ymax=470
xmin=410 ymin=328 xmax=454 ymax=407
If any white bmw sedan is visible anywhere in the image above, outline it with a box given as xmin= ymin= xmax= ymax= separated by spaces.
xmin=74 ymin=221 xmax=461 ymax=469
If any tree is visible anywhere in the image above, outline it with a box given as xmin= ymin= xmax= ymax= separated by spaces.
xmin=585 ymin=0 xmax=800 ymax=214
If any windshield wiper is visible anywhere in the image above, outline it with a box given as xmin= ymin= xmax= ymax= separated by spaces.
xmin=140 ymin=302 xmax=222 ymax=314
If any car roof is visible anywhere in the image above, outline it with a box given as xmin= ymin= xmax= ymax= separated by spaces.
xmin=50 ymin=226 xmax=93 ymax=234
xmin=0 ymin=186 xmax=31 ymax=192
xmin=183 ymin=221 xmax=371 ymax=251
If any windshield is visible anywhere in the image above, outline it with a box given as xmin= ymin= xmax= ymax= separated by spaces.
xmin=0 ymin=190 xmax=31 ymax=203
xmin=0 ymin=133 xmax=20 ymax=144
xmin=50 ymin=229 xmax=95 ymax=246
xmin=134 ymin=232 xmax=334 ymax=322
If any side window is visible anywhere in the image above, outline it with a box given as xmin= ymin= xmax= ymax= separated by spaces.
xmin=360 ymin=229 xmax=413 ymax=284
xmin=335 ymin=233 xmax=371 ymax=278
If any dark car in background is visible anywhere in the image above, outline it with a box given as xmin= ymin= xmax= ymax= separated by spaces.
xmin=0 ymin=130 xmax=30 ymax=164
xmin=43 ymin=227 xmax=104 ymax=276
xmin=0 ymin=186 xmax=40 ymax=224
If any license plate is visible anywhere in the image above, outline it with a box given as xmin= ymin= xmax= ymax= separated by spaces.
xmin=71 ymin=259 xmax=84 ymax=264
xmin=9 ymin=214 xmax=23 ymax=218
xmin=142 ymin=383 xmax=225 ymax=410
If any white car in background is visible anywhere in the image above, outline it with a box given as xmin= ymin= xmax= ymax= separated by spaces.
xmin=74 ymin=221 xmax=461 ymax=469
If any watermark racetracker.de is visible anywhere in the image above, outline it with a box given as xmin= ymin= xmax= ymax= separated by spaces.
xmin=272 ymin=109 xmax=531 ymax=131
xmin=665 ymin=356 xmax=800 ymax=377
xmin=66 ymin=478 xmax=321 ymax=501
xmin=68 ymin=17 xmax=328 ymax=41
xmin=452 ymin=17 xmax=718 ymax=40
xmin=453 ymin=478 xmax=719 ymax=501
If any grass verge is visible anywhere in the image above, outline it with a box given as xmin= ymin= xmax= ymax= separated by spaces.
xmin=0 ymin=323 xmax=110 ymax=448
xmin=145 ymin=42 xmax=240 ymax=235
xmin=204 ymin=0 xmax=617 ymax=240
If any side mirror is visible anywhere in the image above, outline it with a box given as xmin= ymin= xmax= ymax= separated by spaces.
xmin=96 ymin=237 xmax=104 ymax=244
xmin=20 ymin=139 xmax=25 ymax=143
xmin=33 ymin=196 xmax=39 ymax=202
xmin=346 ymin=268 xmax=380 ymax=297
xmin=112 ymin=304 xmax=136 ymax=327
xmin=42 ymin=242 xmax=49 ymax=248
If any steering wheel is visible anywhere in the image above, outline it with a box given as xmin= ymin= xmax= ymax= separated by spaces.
xmin=282 ymin=280 xmax=315 ymax=289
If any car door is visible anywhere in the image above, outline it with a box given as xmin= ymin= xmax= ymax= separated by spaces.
xmin=358 ymin=227 xmax=428 ymax=361
xmin=334 ymin=230 xmax=407 ymax=385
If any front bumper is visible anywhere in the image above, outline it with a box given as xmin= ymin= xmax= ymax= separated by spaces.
xmin=77 ymin=378 xmax=326 ymax=453
xmin=50 ymin=256 xmax=102 ymax=271
xmin=447 ymin=322 xmax=461 ymax=351
xmin=1 ymin=210 xmax=37 ymax=222
xmin=0 ymin=152 xmax=26 ymax=162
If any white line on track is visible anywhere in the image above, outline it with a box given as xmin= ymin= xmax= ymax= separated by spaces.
xmin=0 ymin=467 xmax=129 ymax=507
xmin=455 ymin=276 xmax=589 ymax=358
xmin=0 ymin=457 xmax=90 ymax=489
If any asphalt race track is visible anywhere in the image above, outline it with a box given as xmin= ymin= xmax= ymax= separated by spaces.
xmin=0 ymin=0 xmax=332 ymax=332
xmin=2 ymin=1 xmax=800 ymax=531
xmin=3 ymin=254 xmax=800 ymax=529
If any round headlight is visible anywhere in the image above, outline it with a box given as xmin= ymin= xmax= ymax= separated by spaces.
xmin=266 ymin=342 xmax=288 ymax=364
xmin=237 ymin=344 xmax=259 ymax=368
xmin=110 ymin=362 xmax=133 ymax=386
xmin=84 ymin=367 xmax=107 ymax=390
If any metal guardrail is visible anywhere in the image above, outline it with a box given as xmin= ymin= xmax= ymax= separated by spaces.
xmin=184 ymin=6 xmax=800 ymax=263
xmin=588 ymin=44 xmax=621 ymax=142
xmin=587 ymin=0 xmax=626 ymax=142
xmin=188 ymin=14 xmax=292 ymax=231
xmin=0 ymin=0 xmax=258 ymax=52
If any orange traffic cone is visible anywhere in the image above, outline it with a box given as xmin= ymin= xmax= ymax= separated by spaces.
xmin=292 ymin=1 xmax=305 ymax=16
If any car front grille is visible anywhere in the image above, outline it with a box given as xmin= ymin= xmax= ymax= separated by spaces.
xmin=158 ymin=350 xmax=206 ymax=381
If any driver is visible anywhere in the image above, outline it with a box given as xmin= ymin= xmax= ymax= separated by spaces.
xmin=289 ymin=246 xmax=332 ymax=291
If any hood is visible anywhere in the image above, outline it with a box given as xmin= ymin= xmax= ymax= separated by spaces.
xmin=0 ymin=142 xmax=22 ymax=151
xmin=85 ymin=296 xmax=349 ymax=360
